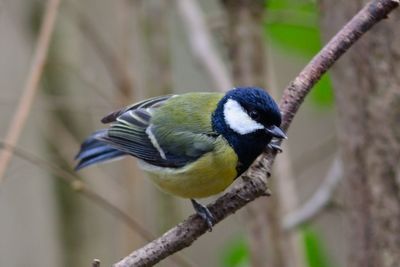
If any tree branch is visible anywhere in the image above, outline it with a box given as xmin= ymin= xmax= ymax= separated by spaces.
xmin=113 ymin=1 xmax=399 ymax=266
xmin=0 ymin=0 xmax=61 ymax=184
xmin=0 ymin=141 xmax=193 ymax=267
xmin=0 ymin=141 xmax=153 ymax=240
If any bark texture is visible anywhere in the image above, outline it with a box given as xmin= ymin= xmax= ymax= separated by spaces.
xmin=320 ymin=1 xmax=400 ymax=266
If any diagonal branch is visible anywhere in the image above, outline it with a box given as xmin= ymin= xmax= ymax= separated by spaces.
xmin=0 ymin=0 xmax=61 ymax=184
xmin=113 ymin=1 xmax=399 ymax=266
xmin=282 ymin=157 xmax=343 ymax=230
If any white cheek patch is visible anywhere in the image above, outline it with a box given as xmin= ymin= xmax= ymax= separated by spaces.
xmin=223 ymin=99 xmax=264 ymax=135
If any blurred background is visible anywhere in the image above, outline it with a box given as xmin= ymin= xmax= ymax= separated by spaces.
xmin=1 ymin=0 xmax=397 ymax=267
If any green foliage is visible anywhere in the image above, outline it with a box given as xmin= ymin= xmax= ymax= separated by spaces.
xmin=219 ymin=229 xmax=335 ymax=267
xmin=265 ymin=0 xmax=319 ymax=56
xmin=302 ymin=227 xmax=334 ymax=267
xmin=310 ymin=75 xmax=334 ymax=107
xmin=266 ymin=23 xmax=320 ymax=57
xmin=220 ymin=237 xmax=250 ymax=267
xmin=265 ymin=0 xmax=334 ymax=107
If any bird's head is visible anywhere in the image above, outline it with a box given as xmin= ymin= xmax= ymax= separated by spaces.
xmin=212 ymin=87 xmax=286 ymax=171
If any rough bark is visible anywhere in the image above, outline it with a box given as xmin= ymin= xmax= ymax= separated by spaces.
xmin=319 ymin=1 xmax=400 ymax=266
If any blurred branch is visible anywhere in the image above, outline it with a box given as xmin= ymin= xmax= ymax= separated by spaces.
xmin=283 ymin=157 xmax=343 ymax=230
xmin=0 ymin=0 xmax=61 ymax=184
xmin=273 ymin=144 xmax=307 ymax=267
xmin=53 ymin=61 xmax=117 ymax=107
xmin=113 ymin=1 xmax=399 ymax=266
xmin=0 ymin=141 xmax=194 ymax=267
xmin=0 ymin=140 xmax=153 ymax=240
xmin=66 ymin=4 xmax=134 ymax=101
xmin=176 ymin=0 xmax=233 ymax=92
xmin=292 ymin=134 xmax=336 ymax=173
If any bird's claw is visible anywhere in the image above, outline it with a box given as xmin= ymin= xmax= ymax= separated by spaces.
xmin=268 ymin=140 xmax=283 ymax=153
xmin=191 ymin=199 xmax=215 ymax=231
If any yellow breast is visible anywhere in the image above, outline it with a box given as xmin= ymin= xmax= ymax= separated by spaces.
xmin=139 ymin=137 xmax=238 ymax=199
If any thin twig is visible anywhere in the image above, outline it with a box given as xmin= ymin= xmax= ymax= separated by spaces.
xmin=0 ymin=0 xmax=61 ymax=184
xmin=176 ymin=0 xmax=233 ymax=92
xmin=52 ymin=61 xmax=117 ymax=107
xmin=282 ymin=157 xmax=343 ymax=230
xmin=0 ymin=141 xmax=194 ymax=267
xmin=66 ymin=4 xmax=134 ymax=100
xmin=0 ymin=141 xmax=153 ymax=240
xmin=113 ymin=1 xmax=399 ymax=266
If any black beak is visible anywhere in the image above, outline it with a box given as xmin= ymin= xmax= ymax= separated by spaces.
xmin=265 ymin=125 xmax=287 ymax=139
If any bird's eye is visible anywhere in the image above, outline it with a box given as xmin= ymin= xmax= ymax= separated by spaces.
xmin=249 ymin=110 xmax=260 ymax=120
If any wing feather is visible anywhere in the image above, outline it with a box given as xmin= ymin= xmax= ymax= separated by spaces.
xmin=96 ymin=94 xmax=218 ymax=168
xmin=101 ymin=95 xmax=174 ymax=123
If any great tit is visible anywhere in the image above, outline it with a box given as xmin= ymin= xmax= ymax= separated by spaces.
xmin=75 ymin=87 xmax=286 ymax=229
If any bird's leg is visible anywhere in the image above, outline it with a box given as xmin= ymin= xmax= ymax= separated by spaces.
xmin=268 ymin=139 xmax=283 ymax=153
xmin=191 ymin=199 xmax=215 ymax=231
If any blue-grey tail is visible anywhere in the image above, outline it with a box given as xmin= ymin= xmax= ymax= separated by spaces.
xmin=75 ymin=130 xmax=126 ymax=170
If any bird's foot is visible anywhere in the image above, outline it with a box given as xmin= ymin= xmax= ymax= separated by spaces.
xmin=191 ymin=199 xmax=215 ymax=231
xmin=268 ymin=140 xmax=283 ymax=153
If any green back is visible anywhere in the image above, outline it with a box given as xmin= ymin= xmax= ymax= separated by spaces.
xmin=151 ymin=92 xmax=224 ymax=159
xmin=152 ymin=92 xmax=223 ymax=133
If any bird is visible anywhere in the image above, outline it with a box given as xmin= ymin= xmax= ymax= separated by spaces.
xmin=75 ymin=87 xmax=286 ymax=230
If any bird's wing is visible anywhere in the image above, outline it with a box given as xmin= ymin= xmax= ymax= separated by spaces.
xmin=101 ymin=95 xmax=174 ymax=123
xmin=97 ymin=94 xmax=218 ymax=168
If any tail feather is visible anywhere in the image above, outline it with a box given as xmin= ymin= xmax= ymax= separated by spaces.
xmin=75 ymin=130 xmax=126 ymax=170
